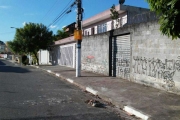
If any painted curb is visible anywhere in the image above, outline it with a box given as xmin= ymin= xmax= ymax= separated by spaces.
xmin=124 ymin=106 xmax=149 ymax=120
xmin=86 ymin=87 xmax=98 ymax=95
xmin=55 ymin=73 xmax=60 ymax=77
xmin=47 ymin=70 xmax=52 ymax=73
xmin=32 ymin=66 xmax=150 ymax=120
xmin=66 ymin=78 xmax=74 ymax=83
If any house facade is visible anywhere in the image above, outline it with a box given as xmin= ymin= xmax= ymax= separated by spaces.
xmin=63 ymin=22 xmax=76 ymax=36
xmin=0 ymin=41 xmax=5 ymax=53
xmin=38 ymin=50 xmax=51 ymax=65
xmin=81 ymin=19 xmax=180 ymax=94
xmin=50 ymin=4 xmax=150 ymax=68
xmin=82 ymin=4 xmax=149 ymax=36
xmin=50 ymin=36 xmax=76 ymax=68
xmin=48 ymin=4 xmax=180 ymax=94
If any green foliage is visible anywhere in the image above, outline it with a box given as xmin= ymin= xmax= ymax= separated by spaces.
xmin=55 ymin=29 xmax=69 ymax=40
xmin=147 ymin=0 xmax=180 ymax=39
xmin=22 ymin=55 xmax=29 ymax=65
xmin=9 ymin=23 xmax=53 ymax=65
xmin=110 ymin=4 xmax=119 ymax=20
xmin=110 ymin=4 xmax=120 ymax=29
xmin=31 ymin=54 xmax=38 ymax=65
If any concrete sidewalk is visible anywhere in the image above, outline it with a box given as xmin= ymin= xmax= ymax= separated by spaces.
xmin=34 ymin=65 xmax=180 ymax=120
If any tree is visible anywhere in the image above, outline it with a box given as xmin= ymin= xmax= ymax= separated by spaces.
xmin=110 ymin=4 xmax=120 ymax=29
xmin=147 ymin=0 xmax=180 ymax=39
xmin=9 ymin=23 xmax=53 ymax=65
xmin=55 ymin=29 xmax=69 ymax=40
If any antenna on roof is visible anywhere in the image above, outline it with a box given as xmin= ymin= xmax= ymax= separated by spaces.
xmin=119 ymin=0 xmax=125 ymax=5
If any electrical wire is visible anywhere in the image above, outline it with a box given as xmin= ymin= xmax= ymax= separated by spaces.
xmin=48 ymin=0 xmax=76 ymax=28
xmin=48 ymin=0 xmax=73 ymax=27
xmin=56 ymin=12 xmax=70 ymax=28
xmin=39 ymin=0 xmax=60 ymax=23
xmin=51 ymin=6 xmax=76 ymax=27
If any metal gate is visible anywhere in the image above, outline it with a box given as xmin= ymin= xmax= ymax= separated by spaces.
xmin=51 ymin=46 xmax=60 ymax=65
xmin=59 ymin=43 xmax=76 ymax=68
xmin=112 ymin=34 xmax=131 ymax=80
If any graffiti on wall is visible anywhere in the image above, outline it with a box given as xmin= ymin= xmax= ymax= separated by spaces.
xmin=82 ymin=55 xmax=108 ymax=75
xmin=116 ymin=58 xmax=130 ymax=67
xmin=113 ymin=58 xmax=130 ymax=79
xmin=84 ymin=55 xmax=95 ymax=63
xmin=133 ymin=56 xmax=180 ymax=88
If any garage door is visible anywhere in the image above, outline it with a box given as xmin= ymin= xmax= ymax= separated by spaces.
xmin=112 ymin=34 xmax=131 ymax=80
xmin=59 ymin=43 xmax=76 ymax=68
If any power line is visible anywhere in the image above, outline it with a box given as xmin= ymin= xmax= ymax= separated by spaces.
xmin=48 ymin=0 xmax=76 ymax=28
xmin=56 ymin=12 xmax=70 ymax=29
xmin=48 ymin=0 xmax=74 ymax=27
xmin=39 ymin=0 xmax=60 ymax=23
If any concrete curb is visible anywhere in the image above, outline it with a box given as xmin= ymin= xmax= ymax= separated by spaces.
xmin=47 ymin=70 xmax=52 ymax=73
xmin=86 ymin=87 xmax=98 ymax=95
xmin=66 ymin=78 xmax=74 ymax=83
xmin=34 ymin=65 xmax=150 ymax=120
xmin=124 ymin=106 xmax=149 ymax=120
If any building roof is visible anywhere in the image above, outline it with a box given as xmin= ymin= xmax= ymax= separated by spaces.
xmin=82 ymin=4 xmax=149 ymax=27
xmin=0 ymin=41 xmax=5 ymax=45
xmin=82 ymin=5 xmax=124 ymax=27
xmin=53 ymin=36 xmax=75 ymax=46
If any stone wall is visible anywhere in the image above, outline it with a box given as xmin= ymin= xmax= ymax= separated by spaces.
xmin=81 ymin=33 xmax=110 ymax=75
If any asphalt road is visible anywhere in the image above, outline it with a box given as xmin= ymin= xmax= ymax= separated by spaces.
xmin=0 ymin=59 xmax=134 ymax=120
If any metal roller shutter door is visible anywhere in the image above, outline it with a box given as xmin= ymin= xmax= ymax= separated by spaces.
xmin=112 ymin=34 xmax=131 ymax=80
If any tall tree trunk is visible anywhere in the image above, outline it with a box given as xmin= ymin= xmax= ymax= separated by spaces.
xmin=33 ymin=51 xmax=39 ymax=65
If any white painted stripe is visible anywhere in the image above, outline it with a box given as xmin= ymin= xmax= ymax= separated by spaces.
xmin=66 ymin=78 xmax=74 ymax=83
xmin=47 ymin=70 xmax=51 ymax=73
xmin=36 ymin=66 xmax=39 ymax=68
xmin=56 ymin=73 xmax=60 ymax=77
xmin=86 ymin=87 xmax=98 ymax=95
xmin=124 ymin=106 xmax=149 ymax=120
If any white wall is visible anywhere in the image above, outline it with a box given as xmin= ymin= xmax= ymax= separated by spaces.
xmin=84 ymin=28 xmax=91 ymax=36
xmin=39 ymin=50 xmax=51 ymax=65
xmin=83 ymin=14 xmax=127 ymax=36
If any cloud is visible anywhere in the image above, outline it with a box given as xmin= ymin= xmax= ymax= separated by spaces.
xmin=22 ymin=22 xmax=26 ymax=26
xmin=49 ymin=25 xmax=57 ymax=29
xmin=0 ymin=6 xmax=10 ymax=9
xmin=62 ymin=26 xmax=66 ymax=29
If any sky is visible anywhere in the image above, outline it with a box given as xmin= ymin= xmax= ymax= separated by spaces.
xmin=0 ymin=0 xmax=149 ymax=42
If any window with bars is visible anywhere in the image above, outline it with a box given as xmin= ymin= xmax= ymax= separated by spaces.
xmin=97 ymin=23 xmax=107 ymax=34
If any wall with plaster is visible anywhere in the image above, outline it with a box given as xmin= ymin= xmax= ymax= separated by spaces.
xmin=113 ymin=20 xmax=180 ymax=94
xmin=81 ymin=33 xmax=110 ymax=75
xmin=81 ymin=20 xmax=180 ymax=94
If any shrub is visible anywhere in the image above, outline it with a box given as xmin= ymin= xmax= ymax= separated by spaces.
xmin=22 ymin=55 xmax=29 ymax=65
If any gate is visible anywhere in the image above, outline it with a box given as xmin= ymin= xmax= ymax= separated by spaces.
xmin=112 ymin=34 xmax=131 ymax=80
xmin=59 ymin=43 xmax=76 ymax=68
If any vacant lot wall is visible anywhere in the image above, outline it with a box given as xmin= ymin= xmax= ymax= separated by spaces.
xmin=81 ymin=33 xmax=110 ymax=75
xmin=114 ymin=21 xmax=180 ymax=94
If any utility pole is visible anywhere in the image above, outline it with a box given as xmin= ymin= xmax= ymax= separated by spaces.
xmin=75 ymin=0 xmax=82 ymax=77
